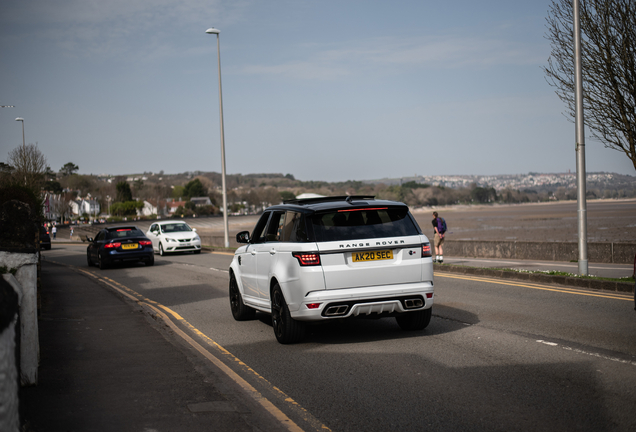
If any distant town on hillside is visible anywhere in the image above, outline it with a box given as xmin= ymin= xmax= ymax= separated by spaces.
xmin=38 ymin=170 xmax=635 ymax=221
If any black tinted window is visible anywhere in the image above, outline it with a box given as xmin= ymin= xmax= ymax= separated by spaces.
xmin=106 ymin=228 xmax=145 ymax=239
xmin=264 ymin=212 xmax=285 ymax=242
xmin=161 ymin=223 xmax=192 ymax=233
xmin=310 ymin=207 xmax=419 ymax=242
xmin=280 ymin=211 xmax=308 ymax=242
xmin=251 ymin=212 xmax=271 ymax=243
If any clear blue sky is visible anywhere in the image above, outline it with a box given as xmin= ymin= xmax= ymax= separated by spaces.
xmin=1 ymin=0 xmax=634 ymax=182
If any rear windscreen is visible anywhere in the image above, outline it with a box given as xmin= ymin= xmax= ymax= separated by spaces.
xmin=107 ymin=229 xmax=145 ymax=239
xmin=310 ymin=207 xmax=419 ymax=242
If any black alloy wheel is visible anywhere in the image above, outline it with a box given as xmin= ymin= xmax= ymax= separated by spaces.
xmin=87 ymin=251 xmax=93 ymax=267
xmin=271 ymin=284 xmax=305 ymax=344
xmin=98 ymin=253 xmax=108 ymax=270
xmin=395 ymin=307 xmax=432 ymax=331
xmin=229 ymin=273 xmax=255 ymax=321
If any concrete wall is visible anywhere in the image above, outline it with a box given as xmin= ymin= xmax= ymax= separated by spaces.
xmin=443 ymin=240 xmax=636 ymax=264
xmin=199 ymin=235 xmax=636 ymax=264
xmin=1 ymin=255 xmax=40 ymax=385
xmin=199 ymin=234 xmax=240 ymax=249
xmin=0 ymin=274 xmax=20 ymax=432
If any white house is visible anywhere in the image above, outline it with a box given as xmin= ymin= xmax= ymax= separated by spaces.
xmin=139 ymin=199 xmax=167 ymax=217
xmin=167 ymin=200 xmax=186 ymax=214
xmin=42 ymin=193 xmax=71 ymax=222
xmin=69 ymin=198 xmax=100 ymax=217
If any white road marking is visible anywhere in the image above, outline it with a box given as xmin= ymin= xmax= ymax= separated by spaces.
xmin=536 ymin=340 xmax=636 ymax=366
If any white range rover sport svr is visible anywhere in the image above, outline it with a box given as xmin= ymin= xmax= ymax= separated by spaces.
xmin=229 ymin=195 xmax=434 ymax=344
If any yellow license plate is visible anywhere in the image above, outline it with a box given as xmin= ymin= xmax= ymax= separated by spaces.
xmin=352 ymin=250 xmax=393 ymax=262
xmin=121 ymin=243 xmax=138 ymax=250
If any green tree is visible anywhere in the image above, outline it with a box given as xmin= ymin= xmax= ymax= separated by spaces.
xmin=116 ymin=181 xmax=133 ymax=202
xmin=44 ymin=180 xmax=63 ymax=193
xmin=171 ymin=185 xmax=185 ymax=200
xmin=184 ymin=178 xmax=206 ymax=198
xmin=59 ymin=162 xmax=79 ymax=177
xmin=110 ymin=201 xmax=143 ymax=216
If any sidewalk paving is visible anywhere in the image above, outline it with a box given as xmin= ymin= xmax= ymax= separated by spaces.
xmin=20 ymin=261 xmax=290 ymax=432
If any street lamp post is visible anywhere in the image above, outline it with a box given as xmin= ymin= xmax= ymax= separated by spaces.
xmin=573 ymin=0 xmax=588 ymax=276
xmin=15 ymin=117 xmax=25 ymax=148
xmin=206 ymin=27 xmax=230 ymax=248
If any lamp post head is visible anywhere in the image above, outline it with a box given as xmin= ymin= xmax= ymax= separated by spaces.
xmin=15 ymin=117 xmax=24 ymax=122
xmin=206 ymin=28 xmax=220 ymax=35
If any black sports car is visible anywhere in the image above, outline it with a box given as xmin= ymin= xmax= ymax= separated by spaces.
xmin=86 ymin=225 xmax=154 ymax=269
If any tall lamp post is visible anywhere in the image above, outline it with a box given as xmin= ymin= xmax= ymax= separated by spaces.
xmin=206 ymin=27 xmax=230 ymax=248
xmin=573 ymin=0 xmax=588 ymax=275
xmin=15 ymin=117 xmax=25 ymax=148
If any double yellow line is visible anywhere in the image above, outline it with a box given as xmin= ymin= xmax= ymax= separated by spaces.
xmin=70 ymin=266 xmax=330 ymax=432
xmin=436 ymin=272 xmax=633 ymax=301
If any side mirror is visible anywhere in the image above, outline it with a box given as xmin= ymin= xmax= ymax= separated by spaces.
xmin=192 ymin=228 xmax=197 ymax=232
xmin=236 ymin=231 xmax=250 ymax=244
xmin=87 ymin=237 xmax=94 ymax=243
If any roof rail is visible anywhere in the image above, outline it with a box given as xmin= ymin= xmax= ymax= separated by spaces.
xmin=283 ymin=195 xmax=376 ymax=205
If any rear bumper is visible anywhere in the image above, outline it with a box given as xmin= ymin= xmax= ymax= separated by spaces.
xmin=104 ymin=248 xmax=154 ymax=263
xmin=289 ymin=282 xmax=434 ymax=321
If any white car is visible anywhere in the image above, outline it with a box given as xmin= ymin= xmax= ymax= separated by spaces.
xmin=146 ymin=221 xmax=202 ymax=255
xmin=229 ymin=196 xmax=434 ymax=344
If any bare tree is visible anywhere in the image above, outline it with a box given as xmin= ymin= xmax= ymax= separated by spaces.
xmin=5 ymin=143 xmax=48 ymax=193
xmin=544 ymin=0 xmax=636 ymax=170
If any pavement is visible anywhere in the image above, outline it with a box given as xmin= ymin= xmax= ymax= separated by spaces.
xmin=19 ymin=260 xmax=294 ymax=432
xmin=18 ymin=249 xmax=636 ymax=431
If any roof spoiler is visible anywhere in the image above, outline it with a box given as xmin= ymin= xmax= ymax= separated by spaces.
xmin=283 ymin=195 xmax=376 ymax=205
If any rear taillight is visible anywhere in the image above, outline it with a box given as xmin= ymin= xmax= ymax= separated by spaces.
xmin=104 ymin=242 xmax=121 ymax=249
xmin=139 ymin=240 xmax=152 ymax=246
xmin=292 ymin=252 xmax=321 ymax=266
xmin=421 ymin=243 xmax=432 ymax=258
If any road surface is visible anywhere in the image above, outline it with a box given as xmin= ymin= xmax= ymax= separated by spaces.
xmin=42 ymin=245 xmax=636 ymax=431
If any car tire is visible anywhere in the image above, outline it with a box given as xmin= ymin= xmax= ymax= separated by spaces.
xmin=396 ymin=308 xmax=432 ymax=331
xmin=87 ymin=252 xmax=93 ymax=267
xmin=271 ymin=283 xmax=305 ymax=344
xmin=145 ymin=256 xmax=155 ymax=266
xmin=159 ymin=243 xmax=165 ymax=256
xmin=229 ymin=273 xmax=255 ymax=321
xmin=98 ymin=253 xmax=108 ymax=270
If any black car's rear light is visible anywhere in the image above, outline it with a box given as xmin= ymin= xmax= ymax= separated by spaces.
xmin=104 ymin=242 xmax=121 ymax=249
xmin=292 ymin=252 xmax=321 ymax=266
xmin=139 ymin=240 xmax=152 ymax=246
xmin=421 ymin=243 xmax=432 ymax=258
